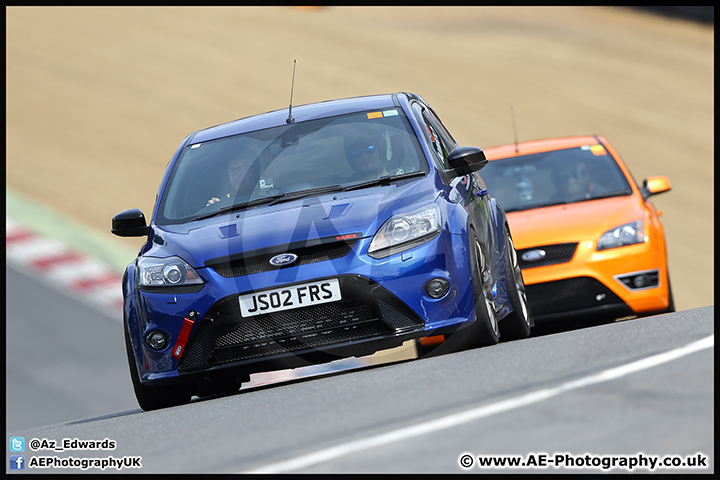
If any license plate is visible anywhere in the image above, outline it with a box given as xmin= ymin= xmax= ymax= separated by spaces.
xmin=239 ymin=278 xmax=341 ymax=317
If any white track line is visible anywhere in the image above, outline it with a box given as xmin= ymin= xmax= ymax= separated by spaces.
xmin=248 ymin=335 xmax=714 ymax=473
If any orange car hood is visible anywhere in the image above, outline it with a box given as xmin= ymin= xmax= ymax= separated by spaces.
xmin=505 ymin=195 xmax=643 ymax=249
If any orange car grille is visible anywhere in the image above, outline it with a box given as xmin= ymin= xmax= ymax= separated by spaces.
xmin=517 ymin=242 xmax=578 ymax=269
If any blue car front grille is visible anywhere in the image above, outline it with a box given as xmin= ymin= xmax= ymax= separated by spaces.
xmin=213 ymin=301 xmax=375 ymax=348
xmin=177 ymin=275 xmax=424 ymax=370
xmin=205 ymin=237 xmax=358 ymax=278
xmin=214 ymin=319 xmax=388 ymax=363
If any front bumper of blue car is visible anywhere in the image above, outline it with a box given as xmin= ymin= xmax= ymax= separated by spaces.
xmin=124 ymin=230 xmax=478 ymax=386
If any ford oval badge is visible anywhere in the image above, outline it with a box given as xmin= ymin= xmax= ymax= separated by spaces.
xmin=521 ymin=249 xmax=546 ymax=263
xmin=269 ymin=253 xmax=298 ymax=267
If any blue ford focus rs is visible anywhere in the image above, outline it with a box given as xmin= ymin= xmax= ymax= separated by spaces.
xmin=112 ymin=92 xmax=533 ymax=410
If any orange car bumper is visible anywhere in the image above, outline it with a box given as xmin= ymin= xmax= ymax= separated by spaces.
xmin=519 ymin=238 xmax=671 ymax=322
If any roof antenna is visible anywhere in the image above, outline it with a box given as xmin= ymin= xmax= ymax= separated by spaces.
xmin=510 ymin=105 xmax=519 ymax=153
xmin=286 ymin=59 xmax=296 ymax=124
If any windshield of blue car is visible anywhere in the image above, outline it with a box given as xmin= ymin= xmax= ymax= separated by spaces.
xmin=156 ymin=107 xmax=429 ymax=225
xmin=480 ymin=145 xmax=634 ymax=213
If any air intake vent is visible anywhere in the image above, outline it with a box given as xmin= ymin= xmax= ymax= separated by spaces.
xmin=325 ymin=203 xmax=350 ymax=219
xmin=517 ymin=243 xmax=578 ymax=269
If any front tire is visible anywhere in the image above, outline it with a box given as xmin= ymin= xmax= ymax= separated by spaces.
xmin=664 ymin=269 xmax=676 ymax=313
xmin=498 ymin=224 xmax=532 ymax=341
xmin=414 ymin=228 xmax=499 ymax=356
xmin=124 ymin=323 xmax=191 ymax=411
xmin=456 ymin=228 xmax=500 ymax=349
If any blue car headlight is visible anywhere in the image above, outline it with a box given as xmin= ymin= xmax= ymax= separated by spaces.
xmin=597 ymin=220 xmax=646 ymax=251
xmin=368 ymin=204 xmax=441 ymax=259
xmin=137 ymin=256 xmax=204 ymax=287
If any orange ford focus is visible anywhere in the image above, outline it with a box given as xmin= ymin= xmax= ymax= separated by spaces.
xmin=480 ymin=135 xmax=674 ymax=324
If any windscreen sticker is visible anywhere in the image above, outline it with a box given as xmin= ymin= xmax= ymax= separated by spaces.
xmin=590 ymin=144 xmax=607 ymax=156
xmin=367 ymin=109 xmax=399 ymax=119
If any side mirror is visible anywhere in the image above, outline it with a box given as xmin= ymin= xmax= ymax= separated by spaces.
xmin=641 ymin=176 xmax=671 ymax=200
xmin=447 ymin=146 xmax=488 ymax=176
xmin=112 ymin=208 xmax=150 ymax=237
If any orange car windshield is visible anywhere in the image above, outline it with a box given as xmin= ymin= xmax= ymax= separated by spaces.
xmin=481 ymin=146 xmax=633 ymax=213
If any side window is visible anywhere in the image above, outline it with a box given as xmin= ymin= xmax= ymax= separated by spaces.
xmin=410 ymin=102 xmax=457 ymax=170
xmin=425 ymin=118 xmax=449 ymax=168
xmin=424 ymin=107 xmax=457 ymax=152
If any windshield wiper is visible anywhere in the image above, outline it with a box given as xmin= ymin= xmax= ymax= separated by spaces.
xmin=589 ymin=189 xmax=633 ymax=200
xmin=268 ymin=184 xmax=347 ymax=206
xmin=194 ymin=195 xmax=285 ymax=221
xmin=504 ymin=200 xmax=570 ymax=213
xmin=344 ymin=171 xmax=426 ymax=191
xmin=193 ymin=174 xmax=426 ymax=220
xmin=504 ymin=189 xmax=633 ymax=213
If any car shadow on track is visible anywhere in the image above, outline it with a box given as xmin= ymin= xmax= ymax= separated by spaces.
xmin=529 ymin=314 xmax=637 ymax=338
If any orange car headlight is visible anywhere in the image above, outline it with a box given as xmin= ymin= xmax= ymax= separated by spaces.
xmin=597 ymin=220 xmax=646 ymax=251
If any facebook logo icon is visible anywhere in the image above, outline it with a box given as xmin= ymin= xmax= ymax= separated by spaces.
xmin=10 ymin=455 xmax=25 ymax=470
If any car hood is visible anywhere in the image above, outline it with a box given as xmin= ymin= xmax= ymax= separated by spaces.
xmin=146 ymin=176 xmax=439 ymax=267
xmin=506 ymin=195 xmax=645 ymax=249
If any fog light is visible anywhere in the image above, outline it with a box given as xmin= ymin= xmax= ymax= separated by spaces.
xmin=426 ymin=278 xmax=450 ymax=299
xmin=145 ymin=331 xmax=168 ymax=350
xmin=616 ymin=270 xmax=660 ymax=291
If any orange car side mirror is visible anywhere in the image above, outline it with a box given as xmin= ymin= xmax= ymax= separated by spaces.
xmin=641 ymin=176 xmax=671 ymax=200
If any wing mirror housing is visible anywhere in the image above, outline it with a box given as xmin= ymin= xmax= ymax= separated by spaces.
xmin=112 ymin=208 xmax=150 ymax=237
xmin=446 ymin=146 xmax=488 ymax=176
xmin=641 ymin=176 xmax=671 ymax=200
